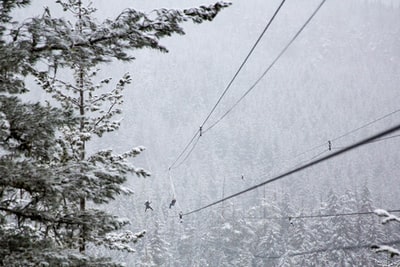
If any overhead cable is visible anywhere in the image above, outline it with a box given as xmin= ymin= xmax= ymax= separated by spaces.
xmin=200 ymin=0 xmax=287 ymax=128
xmin=203 ymin=0 xmax=328 ymax=134
xmin=245 ymin=209 xmax=400 ymax=221
xmin=170 ymin=134 xmax=201 ymax=170
xmin=291 ymin=108 xmax=400 ymax=159
xmin=332 ymin=109 xmax=400 ymax=142
xmin=255 ymin=107 xmax=400 ymax=176
xmin=254 ymin=239 xmax=400 ymax=259
xmin=182 ymin=122 xmax=400 ymax=216
xmin=168 ymin=0 xmax=287 ymax=170
xmin=168 ymin=129 xmax=199 ymax=170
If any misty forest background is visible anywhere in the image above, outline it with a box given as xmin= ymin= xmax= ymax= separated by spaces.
xmin=8 ymin=0 xmax=400 ymax=266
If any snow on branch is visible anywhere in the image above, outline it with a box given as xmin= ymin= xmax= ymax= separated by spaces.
xmin=374 ymin=209 xmax=400 ymax=224
xmin=89 ymin=146 xmax=147 ymax=163
xmin=183 ymin=2 xmax=232 ymax=23
xmin=99 ymin=230 xmax=146 ymax=253
xmin=371 ymin=245 xmax=400 ymax=258
xmin=87 ymin=147 xmax=151 ymax=179
xmin=13 ymin=2 xmax=231 ymax=63
xmin=120 ymin=186 xmax=134 ymax=195
xmin=113 ymin=146 xmax=147 ymax=160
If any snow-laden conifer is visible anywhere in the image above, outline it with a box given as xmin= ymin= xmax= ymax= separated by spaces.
xmin=0 ymin=0 xmax=229 ymax=265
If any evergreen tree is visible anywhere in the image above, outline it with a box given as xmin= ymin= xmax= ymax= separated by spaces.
xmin=252 ymin=200 xmax=282 ymax=266
xmin=337 ymin=190 xmax=360 ymax=265
xmin=0 ymin=0 xmax=229 ymax=265
xmin=356 ymin=185 xmax=385 ymax=265
xmin=373 ymin=209 xmax=400 ymax=266
xmin=144 ymin=221 xmax=172 ymax=266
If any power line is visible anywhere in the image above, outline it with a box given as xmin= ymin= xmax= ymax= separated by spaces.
xmin=200 ymin=0 xmax=287 ymax=128
xmin=203 ymin=0 xmax=328 ymax=134
xmin=332 ymin=109 xmax=400 ymax=142
xmin=170 ymin=108 xmax=400 ymax=213
xmin=366 ymin=133 xmax=400 ymax=145
xmin=182 ymin=122 xmax=400 ymax=216
xmin=333 ymin=133 xmax=400 ymax=150
xmin=167 ymin=134 xmax=200 ymax=212
xmin=169 ymin=0 xmax=326 ymax=170
xmin=290 ymin=148 xmax=329 ymax=169
xmin=250 ymin=107 xmax=400 ymax=179
xmin=279 ymin=130 xmax=400 ymax=176
xmin=169 ymin=0 xmax=399 ymax=177
xmin=291 ymin=108 xmax=400 ymax=158
xmin=245 ymin=209 xmax=400 ymax=221
xmin=251 ymin=129 xmax=400 ymax=205
xmin=169 ymin=0 xmax=400 ymax=174
xmin=168 ymin=129 xmax=199 ymax=170
xmin=255 ymin=239 xmax=400 ymax=259
xmin=168 ymin=1 xmax=287 ymax=170
xmin=169 ymin=134 xmax=201 ymax=170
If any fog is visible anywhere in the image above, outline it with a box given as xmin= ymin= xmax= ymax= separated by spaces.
xmin=15 ymin=0 xmax=400 ymax=265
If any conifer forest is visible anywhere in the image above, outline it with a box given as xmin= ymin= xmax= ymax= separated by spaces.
xmin=0 ymin=0 xmax=399 ymax=266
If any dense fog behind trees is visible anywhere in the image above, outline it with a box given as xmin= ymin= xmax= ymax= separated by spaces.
xmin=15 ymin=0 xmax=400 ymax=265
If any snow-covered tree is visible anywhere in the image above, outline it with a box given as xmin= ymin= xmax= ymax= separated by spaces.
xmin=355 ymin=185 xmax=386 ymax=265
xmin=373 ymin=209 xmax=400 ymax=266
xmin=138 ymin=221 xmax=172 ymax=266
xmin=0 ymin=0 xmax=229 ymax=265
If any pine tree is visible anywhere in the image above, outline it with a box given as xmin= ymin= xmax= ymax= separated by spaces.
xmin=357 ymin=185 xmax=387 ymax=265
xmin=0 ymin=0 xmax=230 ymax=265
xmin=373 ymin=209 xmax=400 ymax=266
xmin=337 ymin=190 xmax=360 ymax=265
xmin=143 ymin=221 xmax=172 ymax=266
xmin=252 ymin=199 xmax=283 ymax=266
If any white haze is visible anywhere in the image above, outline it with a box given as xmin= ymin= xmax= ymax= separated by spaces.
xmin=15 ymin=0 xmax=400 ymax=265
